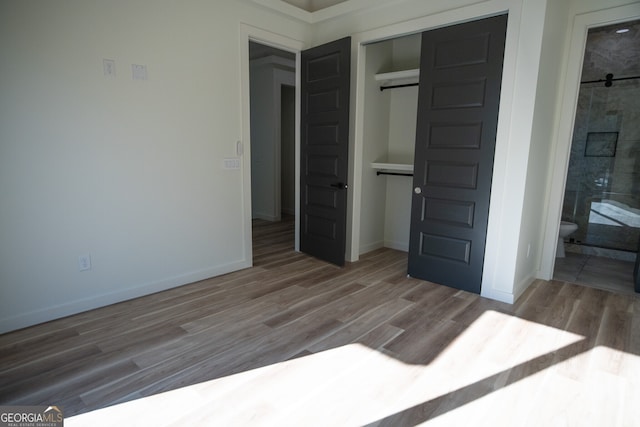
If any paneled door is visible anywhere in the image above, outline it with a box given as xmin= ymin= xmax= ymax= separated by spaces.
xmin=408 ymin=15 xmax=508 ymax=293
xmin=300 ymin=37 xmax=351 ymax=266
xmin=634 ymin=238 xmax=639 ymax=293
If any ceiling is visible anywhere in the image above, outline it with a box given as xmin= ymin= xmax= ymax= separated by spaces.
xmin=280 ymin=0 xmax=349 ymax=12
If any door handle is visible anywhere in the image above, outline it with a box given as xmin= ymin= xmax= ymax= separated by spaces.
xmin=414 ymin=187 xmax=422 ymax=194
xmin=330 ymin=182 xmax=348 ymax=190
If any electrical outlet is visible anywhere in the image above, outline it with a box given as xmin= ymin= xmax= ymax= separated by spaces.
xmin=78 ymin=254 xmax=92 ymax=271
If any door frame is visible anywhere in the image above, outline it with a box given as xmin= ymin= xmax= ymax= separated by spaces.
xmin=348 ymin=5 xmax=523 ymax=300
xmin=539 ymin=3 xmax=640 ymax=280
xmin=240 ymin=23 xmax=304 ymax=265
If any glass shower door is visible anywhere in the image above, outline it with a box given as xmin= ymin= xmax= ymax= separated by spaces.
xmin=564 ymin=79 xmax=640 ymax=253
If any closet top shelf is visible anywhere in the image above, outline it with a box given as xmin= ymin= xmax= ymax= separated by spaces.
xmin=374 ymin=69 xmax=420 ymax=83
xmin=371 ymin=162 xmax=414 ymax=172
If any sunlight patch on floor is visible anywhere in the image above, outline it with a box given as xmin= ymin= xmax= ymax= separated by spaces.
xmin=422 ymin=347 xmax=640 ymax=427
xmin=68 ymin=310 xmax=595 ymax=426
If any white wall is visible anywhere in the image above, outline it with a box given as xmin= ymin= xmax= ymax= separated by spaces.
xmin=384 ymin=86 xmax=418 ymax=252
xmin=0 ymin=0 xmax=309 ymax=333
xmin=513 ymin=0 xmax=571 ymax=294
xmin=4 ymin=0 xmax=635 ymax=333
xmin=383 ymin=34 xmax=420 ymax=251
xmin=358 ymin=42 xmax=391 ymax=254
xmin=250 ymin=61 xmax=276 ymax=220
xmin=250 ymin=57 xmax=295 ymax=221
xmin=358 ymin=34 xmax=419 ymax=255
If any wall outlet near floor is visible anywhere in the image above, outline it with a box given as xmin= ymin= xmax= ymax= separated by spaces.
xmin=78 ymin=254 xmax=92 ymax=271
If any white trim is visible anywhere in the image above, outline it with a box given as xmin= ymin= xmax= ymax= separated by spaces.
xmin=358 ymin=240 xmax=384 ymax=255
xmin=346 ymin=36 xmax=364 ymax=262
xmin=539 ymin=3 xmax=640 ymax=280
xmin=239 ymin=23 xmax=305 ymax=263
xmin=384 ymin=240 xmax=409 ymax=253
xmin=253 ymin=0 xmax=314 ymax=23
xmin=514 ymin=273 xmax=536 ymax=302
xmin=479 ymin=286 xmax=515 ymax=304
xmin=252 ymin=0 xmax=407 ymax=24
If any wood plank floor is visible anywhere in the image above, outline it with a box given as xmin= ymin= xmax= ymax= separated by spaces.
xmin=1 ymin=216 xmax=639 ymax=426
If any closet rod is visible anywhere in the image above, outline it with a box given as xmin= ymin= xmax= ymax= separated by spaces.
xmin=380 ymin=82 xmax=419 ymax=91
xmin=376 ymin=171 xmax=413 ymax=177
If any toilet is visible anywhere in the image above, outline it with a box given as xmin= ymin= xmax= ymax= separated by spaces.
xmin=557 ymin=221 xmax=578 ymax=258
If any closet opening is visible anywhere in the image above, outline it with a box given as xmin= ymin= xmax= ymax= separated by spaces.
xmin=358 ymin=33 xmax=422 ymax=257
xmin=355 ymin=15 xmax=508 ymax=294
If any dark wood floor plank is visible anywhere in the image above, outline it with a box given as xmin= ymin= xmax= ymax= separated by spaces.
xmin=1 ymin=216 xmax=638 ymax=425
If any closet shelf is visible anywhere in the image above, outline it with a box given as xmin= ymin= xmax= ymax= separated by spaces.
xmin=375 ymin=69 xmax=420 ymax=91
xmin=374 ymin=69 xmax=419 ymax=83
xmin=371 ymin=162 xmax=414 ymax=173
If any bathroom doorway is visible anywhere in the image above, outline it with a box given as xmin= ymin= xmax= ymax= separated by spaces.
xmin=553 ymin=19 xmax=640 ymax=296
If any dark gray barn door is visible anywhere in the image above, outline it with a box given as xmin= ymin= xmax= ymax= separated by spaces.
xmin=300 ymin=37 xmax=351 ymax=266
xmin=408 ymin=15 xmax=508 ymax=293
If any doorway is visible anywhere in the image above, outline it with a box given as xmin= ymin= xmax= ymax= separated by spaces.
xmin=552 ymin=18 xmax=640 ymax=296
xmin=248 ymin=41 xmax=297 ymax=259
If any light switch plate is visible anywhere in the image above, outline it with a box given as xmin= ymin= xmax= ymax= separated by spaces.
xmin=223 ymin=158 xmax=241 ymax=169
xmin=103 ymin=59 xmax=116 ymax=78
xmin=132 ymin=64 xmax=147 ymax=80
xmin=78 ymin=254 xmax=92 ymax=271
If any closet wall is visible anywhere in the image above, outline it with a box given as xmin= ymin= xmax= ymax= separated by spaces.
xmin=359 ymin=34 xmax=421 ymax=254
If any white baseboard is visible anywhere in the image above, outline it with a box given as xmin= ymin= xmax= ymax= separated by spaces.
xmin=0 ymin=259 xmax=251 ymax=334
xmin=514 ymin=273 xmax=536 ymax=301
xmin=359 ymin=240 xmax=384 ymax=255
xmin=480 ymin=286 xmax=515 ymax=304
xmin=384 ymin=240 xmax=409 ymax=252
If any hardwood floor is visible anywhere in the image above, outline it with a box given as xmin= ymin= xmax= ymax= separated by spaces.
xmin=1 ymin=216 xmax=639 ymax=426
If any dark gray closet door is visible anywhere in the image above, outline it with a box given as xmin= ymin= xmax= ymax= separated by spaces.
xmin=300 ymin=37 xmax=351 ymax=266
xmin=408 ymin=15 xmax=508 ymax=293
xmin=634 ymin=238 xmax=639 ymax=293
